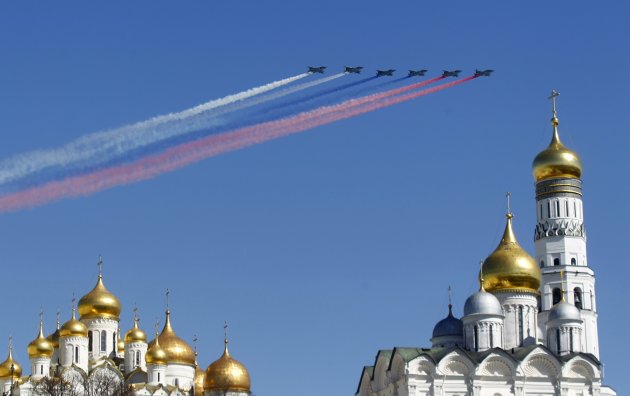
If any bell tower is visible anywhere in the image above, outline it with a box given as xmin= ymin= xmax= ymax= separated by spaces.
xmin=533 ymin=91 xmax=599 ymax=358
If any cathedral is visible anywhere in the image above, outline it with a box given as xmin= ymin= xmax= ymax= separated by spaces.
xmin=0 ymin=262 xmax=251 ymax=396
xmin=355 ymin=94 xmax=617 ymax=396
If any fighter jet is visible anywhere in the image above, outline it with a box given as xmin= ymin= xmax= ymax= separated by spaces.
xmin=442 ymin=70 xmax=461 ymax=78
xmin=308 ymin=66 xmax=327 ymax=74
xmin=474 ymin=69 xmax=494 ymax=77
xmin=344 ymin=66 xmax=363 ymax=74
xmin=376 ymin=69 xmax=395 ymax=77
xmin=408 ymin=69 xmax=428 ymax=77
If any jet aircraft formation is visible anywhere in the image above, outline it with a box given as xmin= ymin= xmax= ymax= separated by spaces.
xmin=308 ymin=66 xmax=494 ymax=78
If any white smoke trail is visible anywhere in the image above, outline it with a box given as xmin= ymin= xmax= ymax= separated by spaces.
xmin=0 ymin=73 xmax=310 ymax=186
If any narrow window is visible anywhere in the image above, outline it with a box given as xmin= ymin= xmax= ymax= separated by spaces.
xmin=574 ymin=201 xmax=577 ymax=218
xmin=101 ymin=331 xmax=107 ymax=352
xmin=536 ymin=295 xmax=542 ymax=311
xmin=157 ymin=372 xmax=160 ymax=382
xmin=539 ymin=204 xmax=542 ymax=220
xmin=553 ymin=258 xmax=560 ymax=266
xmin=489 ymin=325 xmax=494 ymax=348
xmin=40 ymin=365 xmax=43 ymax=375
xmin=569 ymin=329 xmax=574 ymax=352
xmin=136 ymin=351 xmax=140 ymax=366
xmin=574 ymin=288 xmax=583 ymax=309
xmin=74 ymin=346 xmax=79 ymax=363
xmin=88 ymin=331 xmax=93 ymax=352
xmin=547 ymin=201 xmax=551 ymax=218
xmin=556 ymin=201 xmax=561 ymax=217
xmin=553 ymin=288 xmax=562 ymax=305
xmin=474 ymin=325 xmax=479 ymax=352
xmin=113 ymin=332 xmax=117 ymax=352
xmin=571 ymin=258 xmax=576 ymax=266
xmin=518 ymin=306 xmax=524 ymax=345
xmin=556 ymin=329 xmax=561 ymax=353
xmin=540 ymin=260 xmax=544 ymax=268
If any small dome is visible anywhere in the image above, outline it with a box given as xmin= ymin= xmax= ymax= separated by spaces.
xmin=204 ymin=341 xmax=250 ymax=393
xmin=146 ymin=336 xmax=168 ymax=366
xmin=60 ymin=310 xmax=88 ymax=338
xmin=432 ymin=305 xmax=463 ymax=339
xmin=0 ymin=345 xmax=22 ymax=379
xmin=117 ymin=333 xmax=125 ymax=354
xmin=147 ymin=311 xmax=195 ymax=366
xmin=78 ymin=274 xmax=122 ymax=320
xmin=464 ymin=290 xmax=503 ymax=317
xmin=46 ymin=319 xmax=61 ymax=348
xmin=125 ymin=318 xmax=147 ymax=344
xmin=549 ymin=300 xmax=581 ymax=323
xmin=532 ymin=116 xmax=582 ymax=182
xmin=28 ymin=321 xmax=54 ymax=358
xmin=482 ymin=213 xmax=541 ymax=293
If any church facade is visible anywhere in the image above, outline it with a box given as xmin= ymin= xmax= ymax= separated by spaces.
xmin=356 ymin=96 xmax=616 ymax=396
xmin=0 ymin=264 xmax=251 ymax=396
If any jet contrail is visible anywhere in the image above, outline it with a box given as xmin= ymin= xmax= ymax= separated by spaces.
xmin=0 ymin=72 xmax=311 ymax=186
xmin=0 ymin=76 xmax=476 ymax=212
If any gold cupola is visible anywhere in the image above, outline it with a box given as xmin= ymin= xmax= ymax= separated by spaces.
xmin=481 ymin=209 xmax=541 ymax=294
xmin=28 ymin=313 xmax=54 ymax=359
xmin=146 ymin=325 xmax=168 ymax=366
xmin=194 ymin=352 xmax=205 ymax=396
xmin=117 ymin=328 xmax=125 ymax=354
xmin=532 ymin=90 xmax=582 ymax=182
xmin=0 ymin=338 xmax=22 ymax=380
xmin=78 ymin=257 xmax=122 ymax=320
xmin=147 ymin=310 xmax=195 ymax=366
xmin=204 ymin=325 xmax=251 ymax=393
xmin=125 ymin=310 xmax=147 ymax=344
xmin=60 ymin=304 xmax=88 ymax=338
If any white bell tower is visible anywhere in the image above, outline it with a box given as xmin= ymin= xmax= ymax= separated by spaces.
xmin=533 ymin=90 xmax=599 ymax=358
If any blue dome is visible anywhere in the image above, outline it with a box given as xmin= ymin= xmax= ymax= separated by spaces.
xmin=432 ymin=305 xmax=463 ymax=338
xmin=464 ymin=290 xmax=503 ymax=317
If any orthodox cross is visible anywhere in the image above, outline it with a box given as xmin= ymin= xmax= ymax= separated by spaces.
xmin=479 ymin=260 xmax=485 ymax=290
xmin=39 ymin=306 xmax=44 ymax=325
xmin=548 ymin=89 xmax=560 ymax=117
xmin=133 ymin=305 xmax=139 ymax=322
xmin=224 ymin=321 xmax=229 ymax=343
xmin=193 ymin=334 xmax=198 ymax=354
xmin=506 ymin=191 xmax=512 ymax=215
xmin=97 ymin=254 xmax=103 ymax=277
xmin=166 ymin=289 xmax=170 ymax=311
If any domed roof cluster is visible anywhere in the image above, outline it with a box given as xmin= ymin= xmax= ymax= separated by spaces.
xmin=481 ymin=213 xmax=541 ymax=293
xmin=532 ymin=115 xmax=582 ymax=182
xmin=78 ymin=274 xmax=122 ymax=320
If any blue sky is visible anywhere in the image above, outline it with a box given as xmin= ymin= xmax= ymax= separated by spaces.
xmin=0 ymin=1 xmax=628 ymax=395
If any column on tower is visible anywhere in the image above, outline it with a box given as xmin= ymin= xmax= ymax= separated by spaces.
xmin=532 ymin=92 xmax=599 ymax=358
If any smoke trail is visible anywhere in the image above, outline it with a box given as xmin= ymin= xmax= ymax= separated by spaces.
xmin=0 ymin=73 xmax=311 ymax=186
xmin=0 ymin=76 xmax=476 ymax=212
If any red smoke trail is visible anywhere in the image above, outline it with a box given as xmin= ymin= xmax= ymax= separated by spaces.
xmin=0 ymin=76 xmax=475 ymax=213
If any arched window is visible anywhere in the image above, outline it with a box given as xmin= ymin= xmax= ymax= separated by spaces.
xmin=569 ymin=329 xmax=574 ymax=353
xmin=489 ymin=325 xmax=494 ymax=348
xmin=553 ymin=288 xmax=562 ymax=305
xmin=88 ymin=331 xmax=93 ymax=352
xmin=566 ymin=201 xmax=569 ymax=217
xmin=101 ymin=331 xmax=107 ymax=352
xmin=474 ymin=325 xmax=479 ymax=352
xmin=539 ymin=204 xmax=543 ymax=220
xmin=536 ymin=295 xmax=542 ymax=311
xmin=553 ymin=258 xmax=560 ymax=266
xmin=556 ymin=201 xmax=561 ymax=217
xmin=547 ymin=201 xmax=551 ymax=218
xmin=136 ymin=351 xmax=140 ymax=366
xmin=113 ymin=332 xmax=117 ymax=352
xmin=540 ymin=260 xmax=544 ymax=268
xmin=157 ymin=372 xmax=160 ymax=382
xmin=40 ymin=365 xmax=43 ymax=375
xmin=574 ymin=288 xmax=583 ymax=309
xmin=518 ymin=306 xmax=524 ymax=345
xmin=571 ymin=258 xmax=577 ymax=266
xmin=74 ymin=346 xmax=79 ymax=363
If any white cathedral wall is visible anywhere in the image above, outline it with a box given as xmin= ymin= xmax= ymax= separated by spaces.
xmin=493 ymin=292 xmax=538 ymax=350
xmin=125 ymin=342 xmax=147 ymax=372
xmin=29 ymin=356 xmax=50 ymax=379
xmin=59 ymin=335 xmax=88 ymax=372
xmin=82 ymin=318 xmax=119 ymax=360
xmin=165 ymin=363 xmax=195 ymax=390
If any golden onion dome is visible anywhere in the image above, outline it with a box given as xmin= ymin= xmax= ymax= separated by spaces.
xmin=532 ymin=111 xmax=582 ymax=182
xmin=78 ymin=274 xmax=122 ymax=320
xmin=204 ymin=340 xmax=250 ymax=392
xmin=46 ymin=317 xmax=61 ymax=348
xmin=125 ymin=317 xmax=147 ymax=344
xmin=0 ymin=343 xmax=22 ymax=379
xmin=481 ymin=213 xmax=541 ymax=293
xmin=28 ymin=320 xmax=54 ymax=358
xmin=146 ymin=334 xmax=168 ymax=366
xmin=117 ymin=331 xmax=125 ymax=354
xmin=147 ymin=311 xmax=195 ymax=366
xmin=60 ymin=309 xmax=88 ymax=338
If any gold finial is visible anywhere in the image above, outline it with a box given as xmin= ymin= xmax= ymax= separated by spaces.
xmin=506 ymin=192 xmax=512 ymax=218
xmin=97 ymin=255 xmax=103 ymax=278
xmin=548 ymin=90 xmax=560 ymax=128
xmin=479 ymin=260 xmax=485 ymax=291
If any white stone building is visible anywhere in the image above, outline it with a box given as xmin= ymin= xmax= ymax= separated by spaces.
xmin=0 ymin=262 xmax=251 ymax=396
xmin=356 ymin=96 xmax=616 ymax=396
